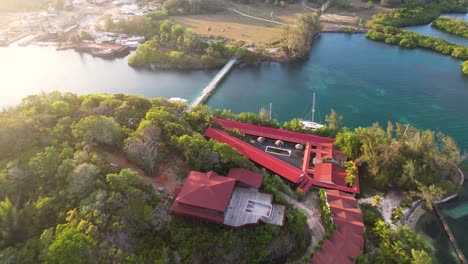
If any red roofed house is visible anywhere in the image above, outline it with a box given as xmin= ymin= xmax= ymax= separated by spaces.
xmin=171 ymin=168 xmax=285 ymax=227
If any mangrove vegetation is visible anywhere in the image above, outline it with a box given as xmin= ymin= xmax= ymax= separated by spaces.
xmin=432 ymin=16 xmax=468 ymax=38
xmin=367 ymin=0 xmax=468 ymax=74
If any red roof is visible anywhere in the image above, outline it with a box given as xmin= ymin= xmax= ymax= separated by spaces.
xmin=314 ymin=164 xmax=345 ymax=185
xmin=227 ymin=168 xmax=263 ymax=188
xmin=171 ymin=169 xmax=266 ymax=224
xmin=314 ymin=163 xmax=334 ymax=184
xmin=205 ymin=128 xmax=305 ymax=183
xmin=205 ymin=120 xmax=360 ymax=193
xmin=171 ymin=171 xmax=236 ymax=223
xmin=214 ymin=118 xmax=335 ymax=145
xmin=310 ymin=190 xmax=364 ymax=264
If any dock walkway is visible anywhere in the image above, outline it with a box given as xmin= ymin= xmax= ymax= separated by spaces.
xmin=185 ymin=58 xmax=237 ymax=112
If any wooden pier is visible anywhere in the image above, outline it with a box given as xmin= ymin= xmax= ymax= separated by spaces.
xmin=185 ymin=58 xmax=237 ymax=112
xmin=434 ymin=205 xmax=467 ymax=264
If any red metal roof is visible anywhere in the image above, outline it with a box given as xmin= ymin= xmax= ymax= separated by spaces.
xmin=174 ymin=171 xmax=236 ymax=212
xmin=206 ymin=119 xmax=360 ymax=193
xmin=205 ymin=128 xmax=305 ymax=183
xmin=227 ymin=168 xmax=263 ymax=188
xmin=214 ymin=118 xmax=335 ymax=145
xmin=171 ymin=201 xmax=225 ymax=224
xmin=171 ymin=169 xmax=267 ymax=224
xmin=310 ymin=190 xmax=364 ymax=264
xmin=314 ymin=163 xmax=334 ymax=184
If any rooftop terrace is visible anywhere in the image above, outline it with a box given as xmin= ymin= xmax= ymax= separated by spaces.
xmin=224 ymin=187 xmax=285 ymax=227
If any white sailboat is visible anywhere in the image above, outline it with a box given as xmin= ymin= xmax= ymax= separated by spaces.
xmin=300 ymin=92 xmax=324 ymax=130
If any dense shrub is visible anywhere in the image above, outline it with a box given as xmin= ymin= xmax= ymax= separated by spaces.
xmin=462 ymin=61 xmax=468 ymax=75
xmin=432 ymin=16 xmax=468 ymax=37
xmin=367 ymin=25 xmax=468 ymax=60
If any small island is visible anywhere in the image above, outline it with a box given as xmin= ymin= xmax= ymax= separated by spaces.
xmin=0 ymin=92 xmax=463 ymax=263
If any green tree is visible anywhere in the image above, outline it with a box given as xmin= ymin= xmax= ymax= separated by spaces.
xmin=413 ymin=183 xmax=445 ymax=209
xmin=411 ymin=248 xmax=432 ymax=264
xmin=462 ymin=61 xmax=468 ymax=75
xmin=438 ymin=132 xmax=461 ymax=164
xmin=334 ymin=127 xmax=364 ymax=160
xmin=259 ymin=107 xmax=270 ymax=122
xmin=67 ymin=163 xmax=100 ymax=199
xmin=283 ymin=13 xmax=321 ymax=57
xmin=212 ymin=141 xmax=253 ymax=172
xmin=174 ymin=134 xmax=220 ymax=172
xmin=183 ymin=106 xmax=214 ymax=133
xmin=325 ymin=109 xmax=343 ymax=136
xmin=124 ymin=121 xmax=162 ymax=176
xmin=0 ymin=197 xmax=28 ymax=249
xmin=51 ymin=100 xmax=71 ymax=118
xmin=72 ymin=116 xmax=124 ymax=146
xmin=46 ymin=226 xmax=96 ymax=264
xmin=282 ymin=118 xmax=304 ymax=132
xmin=106 ymin=169 xmax=141 ymax=193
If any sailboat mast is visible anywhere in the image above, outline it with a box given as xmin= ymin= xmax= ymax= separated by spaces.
xmin=312 ymin=92 xmax=316 ymax=122
xmin=269 ymin=102 xmax=272 ymax=119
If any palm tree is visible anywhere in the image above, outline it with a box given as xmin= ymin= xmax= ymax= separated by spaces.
xmin=412 ymin=182 xmax=445 ymax=210
xmin=371 ymin=195 xmax=383 ymax=209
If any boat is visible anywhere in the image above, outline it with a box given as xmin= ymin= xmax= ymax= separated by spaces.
xmin=128 ymin=35 xmax=145 ymax=43
xmin=95 ymin=36 xmax=115 ymax=44
xmin=169 ymin=97 xmax=188 ymax=103
xmin=91 ymin=49 xmax=115 ymax=58
xmin=123 ymin=40 xmax=139 ymax=49
xmin=300 ymin=92 xmax=324 ymax=130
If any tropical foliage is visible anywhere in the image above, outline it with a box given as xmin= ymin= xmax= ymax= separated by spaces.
xmin=0 ymin=92 xmax=309 ymax=263
xmin=335 ymin=122 xmax=461 ymax=193
xmin=367 ymin=24 xmax=468 ymax=60
xmin=283 ymin=13 xmax=321 ymax=58
xmin=127 ymin=19 xmax=259 ymax=69
xmin=357 ymin=208 xmax=432 ymax=264
xmin=432 ymin=16 xmax=468 ymax=38
xmin=366 ymin=0 xmax=468 ymax=74
xmin=462 ymin=61 xmax=468 ymax=75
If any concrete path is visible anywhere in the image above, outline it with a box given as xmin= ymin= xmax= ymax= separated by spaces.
xmin=282 ymin=192 xmax=325 ymax=257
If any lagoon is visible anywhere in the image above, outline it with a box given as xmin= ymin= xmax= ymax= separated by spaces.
xmin=1 ymin=15 xmax=468 ymax=263
xmin=208 ymin=33 xmax=468 ymax=150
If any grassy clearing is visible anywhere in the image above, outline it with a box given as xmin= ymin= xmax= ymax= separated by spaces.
xmin=172 ymin=11 xmax=286 ymax=45
xmin=171 ymin=1 xmax=393 ymax=45
xmin=172 ymin=3 xmax=308 ymax=45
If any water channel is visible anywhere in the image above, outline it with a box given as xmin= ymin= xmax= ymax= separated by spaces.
xmin=1 ymin=12 xmax=467 ymax=263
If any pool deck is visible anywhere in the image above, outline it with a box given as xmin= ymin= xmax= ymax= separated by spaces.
xmin=224 ymin=187 xmax=285 ymax=227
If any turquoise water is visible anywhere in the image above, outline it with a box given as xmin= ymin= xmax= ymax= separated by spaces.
xmin=1 ymin=16 xmax=468 ymax=262
xmin=208 ymin=33 xmax=468 ymax=150
xmin=415 ymin=210 xmax=461 ymax=264
xmin=438 ymin=163 xmax=468 ymax=263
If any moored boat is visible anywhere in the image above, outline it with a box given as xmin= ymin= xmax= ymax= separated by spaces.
xmin=300 ymin=92 xmax=324 ymax=130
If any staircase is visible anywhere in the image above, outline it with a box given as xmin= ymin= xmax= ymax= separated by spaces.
xmin=298 ymin=176 xmax=315 ymax=192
